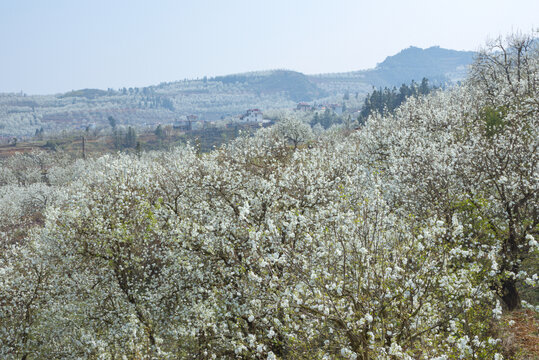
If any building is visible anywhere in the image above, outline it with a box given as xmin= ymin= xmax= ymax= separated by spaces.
xmin=173 ymin=117 xmax=192 ymax=131
xmin=239 ymin=109 xmax=264 ymax=123
xmin=315 ymin=103 xmax=343 ymax=114
xmin=296 ymin=102 xmax=312 ymax=111
xmin=173 ymin=115 xmax=204 ymax=131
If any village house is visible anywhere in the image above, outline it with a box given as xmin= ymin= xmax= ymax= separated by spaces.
xmin=315 ymin=103 xmax=343 ymax=114
xmin=239 ymin=109 xmax=264 ymax=123
xmin=296 ymin=102 xmax=312 ymax=111
xmin=174 ymin=115 xmax=204 ymax=131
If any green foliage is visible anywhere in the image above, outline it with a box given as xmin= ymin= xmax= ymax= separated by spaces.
xmin=43 ymin=139 xmax=63 ymax=151
xmin=358 ymin=78 xmax=436 ymax=122
xmin=34 ymin=127 xmax=44 ymax=139
xmin=480 ymin=105 xmax=508 ymax=137
xmin=154 ymin=124 xmax=165 ymax=140
xmin=312 ymin=108 xmax=341 ymax=129
xmin=108 ymin=115 xmax=117 ymax=129
xmin=519 ymin=252 xmax=539 ymax=305
xmin=125 ymin=127 xmax=137 ymax=148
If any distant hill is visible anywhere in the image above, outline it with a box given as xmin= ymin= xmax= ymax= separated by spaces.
xmin=310 ymin=46 xmax=476 ymax=93
xmin=213 ymin=70 xmax=327 ymax=102
xmin=1 ymin=46 xmax=477 ymax=137
xmin=59 ymin=88 xmax=109 ymax=99
xmin=365 ymin=46 xmax=476 ymax=87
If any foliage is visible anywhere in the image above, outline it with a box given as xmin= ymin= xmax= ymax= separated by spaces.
xmin=125 ymin=126 xmax=137 ymax=148
xmin=108 ymin=115 xmax=117 ymax=129
xmin=312 ymin=108 xmax=342 ymax=129
xmin=358 ymin=78 xmax=436 ymax=122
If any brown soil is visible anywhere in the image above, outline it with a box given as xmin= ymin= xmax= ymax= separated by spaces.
xmin=500 ymin=309 xmax=539 ymax=359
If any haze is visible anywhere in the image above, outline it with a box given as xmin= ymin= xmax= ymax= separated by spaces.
xmin=1 ymin=0 xmax=537 ymax=95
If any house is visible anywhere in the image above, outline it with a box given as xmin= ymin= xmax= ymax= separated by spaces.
xmin=327 ymin=103 xmax=343 ymax=115
xmin=239 ymin=109 xmax=264 ymax=123
xmin=296 ymin=102 xmax=312 ymax=111
xmin=191 ymin=119 xmax=205 ymax=130
xmin=315 ymin=103 xmax=343 ymax=114
xmin=174 ymin=115 xmax=203 ymax=131
xmin=173 ymin=118 xmax=192 ymax=131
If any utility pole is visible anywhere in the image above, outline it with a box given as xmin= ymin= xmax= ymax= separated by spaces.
xmin=82 ymin=136 xmax=86 ymax=159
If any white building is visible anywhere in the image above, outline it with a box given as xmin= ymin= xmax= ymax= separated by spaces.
xmin=240 ymin=109 xmax=264 ymax=123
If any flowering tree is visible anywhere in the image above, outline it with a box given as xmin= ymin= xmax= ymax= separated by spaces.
xmin=1 ymin=32 xmax=537 ymax=359
xmin=273 ymin=116 xmax=313 ymax=149
xmin=360 ymin=32 xmax=539 ymax=311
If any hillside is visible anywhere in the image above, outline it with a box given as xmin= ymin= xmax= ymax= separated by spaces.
xmin=213 ymin=70 xmax=327 ymax=102
xmin=0 ymin=46 xmax=476 ymax=137
xmin=59 ymin=88 xmax=110 ymax=99
xmin=367 ymin=45 xmax=476 ymax=86
xmin=309 ymin=46 xmax=475 ymax=93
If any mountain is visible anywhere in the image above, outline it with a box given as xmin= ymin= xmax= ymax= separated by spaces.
xmin=366 ymin=46 xmax=476 ymax=86
xmin=0 ymin=46 xmax=477 ymax=137
xmin=212 ymin=70 xmax=327 ymax=102
xmin=309 ymin=46 xmax=476 ymax=94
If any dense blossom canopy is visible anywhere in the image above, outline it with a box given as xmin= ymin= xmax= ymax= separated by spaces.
xmin=0 ymin=33 xmax=537 ymax=359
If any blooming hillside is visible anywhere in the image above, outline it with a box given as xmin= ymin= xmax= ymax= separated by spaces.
xmin=0 ymin=33 xmax=537 ymax=359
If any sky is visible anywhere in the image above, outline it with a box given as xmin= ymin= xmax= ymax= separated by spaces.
xmin=1 ymin=0 xmax=538 ymax=94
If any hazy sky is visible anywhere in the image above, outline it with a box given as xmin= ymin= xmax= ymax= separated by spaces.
xmin=1 ymin=0 xmax=537 ymax=94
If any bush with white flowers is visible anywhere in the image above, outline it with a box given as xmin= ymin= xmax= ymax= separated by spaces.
xmin=1 ymin=32 xmax=537 ymax=359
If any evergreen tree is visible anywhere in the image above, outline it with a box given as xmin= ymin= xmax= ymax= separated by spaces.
xmin=125 ymin=127 xmax=137 ymax=148
xmin=155 ymin=124 xmax=165 ymax=140
xmin=135 ymin=141 xmax=142 ymax=158
xmin=108 ymin=116 xmax=117 ymax=129
xmin=358 ymin=79 xmax=436 ymax=123
xmin=312 ymin=113 xmax=320 ymax=126
xmin=419 ymin=77 xmax=430 ymax=95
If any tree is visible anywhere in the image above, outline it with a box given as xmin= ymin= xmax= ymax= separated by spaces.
xmin=419 ymin=77 xmax=430 ymax=95
xmin=0 ymin=123 xmax=509 ymax=358
xmin=273 ymin=116 xmax=313 ymax=149
xmin=34 ymin=127 xmax=44 ymax=139
xmin=154 ymin=124 xmax=165 ymax=140
xmin=465 ymin=32 xmax=539 ymax=309
xmin=135 ymin=141 xmax=142 ymax=158
xmin=354 ymin=33 xmax=538 ymax=310
xmin=113 ymin=128 xmax=122 ymax=150
xmin=125 ymin=126 xmax=137 ymax=148
xmin=108 ymin=115 xmax=117 ymax=129
xmin=358 ymin=79 xmax=436 ymax=123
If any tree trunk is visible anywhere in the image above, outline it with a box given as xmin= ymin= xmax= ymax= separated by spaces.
xmin=501 ymin=278 xmax=521 ymax=310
